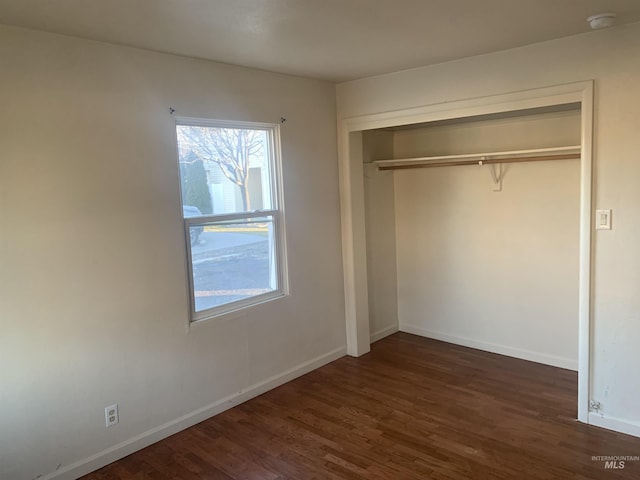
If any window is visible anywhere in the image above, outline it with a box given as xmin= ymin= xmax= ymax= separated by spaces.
xmin=175 ymin=118 xmax=287 ymax=322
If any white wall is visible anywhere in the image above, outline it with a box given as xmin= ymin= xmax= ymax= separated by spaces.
xmin=0 ymin=25 xmax=345 ymax=480
xmin=391 ymin=111 xmax=581 ymax=369
xmin=337 ymin=22 xmax=640 ymax=433
xmin=393 ymin=109 xmax=581 ymax=157
xmin=362 ymin=131 xmax=398 ymax=341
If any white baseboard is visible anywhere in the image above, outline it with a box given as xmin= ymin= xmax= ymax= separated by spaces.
xmin=370 ymin=324 xmax=399 ymax=343
xmin=43 ymin=346 xmax=346 ymax=480
xmin=400 ymin=324 xmax=578 ymax=371
xmin=588 ymin=412 xmax=640 ymax=438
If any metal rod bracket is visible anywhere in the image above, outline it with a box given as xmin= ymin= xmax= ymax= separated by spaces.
xmin=480 ymin=157 xmax=502 ymax=192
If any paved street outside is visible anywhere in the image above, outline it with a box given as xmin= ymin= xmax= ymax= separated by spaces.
xmin=190 ymin=230 xmax=273 ymax=311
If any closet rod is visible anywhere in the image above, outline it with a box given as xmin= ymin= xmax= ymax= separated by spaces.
xmin=377 ymin=153 xmax=580 ymax=171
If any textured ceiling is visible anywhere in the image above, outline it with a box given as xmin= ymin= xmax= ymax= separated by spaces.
xmin=1 ymin=0 xmax=639 ymax=82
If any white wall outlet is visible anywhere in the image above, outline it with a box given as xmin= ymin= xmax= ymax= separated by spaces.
xmin=595 ymin=209 xmax=612 ymax=230
xmin=105 ymin=404 xmax=119 ymax=427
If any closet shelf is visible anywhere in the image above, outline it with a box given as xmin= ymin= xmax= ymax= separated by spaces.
xmin=373 ymin=145 xmax=581 ymax=171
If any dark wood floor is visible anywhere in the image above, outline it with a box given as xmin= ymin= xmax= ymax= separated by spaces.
xmin=83 ymin=333 xmax=640 ymax=479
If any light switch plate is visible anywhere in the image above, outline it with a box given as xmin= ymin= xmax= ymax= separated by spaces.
xmin=595 ymin=209 xmax=612 ymax=230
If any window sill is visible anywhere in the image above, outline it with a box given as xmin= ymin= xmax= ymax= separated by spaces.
xmin=187 ymin=291 xmax=289 ymax=330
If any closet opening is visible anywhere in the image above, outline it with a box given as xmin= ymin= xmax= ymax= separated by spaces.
xmin=338 ymin=82 xmax=593 ymax=423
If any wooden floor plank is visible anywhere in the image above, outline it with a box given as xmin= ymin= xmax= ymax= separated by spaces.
xmin=82 ymin=333 xmax=640 ymax=479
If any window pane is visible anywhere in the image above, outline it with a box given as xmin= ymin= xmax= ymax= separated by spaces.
xmin=188 ymin=216 xmax=278 ymax=313
xmin=176 ymin=125 xmax=272 ymax=215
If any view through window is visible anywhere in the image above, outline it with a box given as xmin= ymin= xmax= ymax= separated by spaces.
xmin=175 ymin=119 xmax=286 ymax=321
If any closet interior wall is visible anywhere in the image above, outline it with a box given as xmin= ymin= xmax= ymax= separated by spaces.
xmin=363 ymin=108 xmax=582 ymax=369
xmin=363 ymin=130 xmax=398 ymax=341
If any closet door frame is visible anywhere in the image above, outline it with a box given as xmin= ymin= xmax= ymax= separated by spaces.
xmin=337 ymin=81 xmax=594 ymax=424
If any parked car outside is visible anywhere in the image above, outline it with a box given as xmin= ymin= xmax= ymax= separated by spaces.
xmin=182 ymin=205 xmax=204 ymax=246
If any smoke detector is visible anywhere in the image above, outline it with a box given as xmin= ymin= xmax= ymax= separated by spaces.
xmin=587 ymin=13 xmax=616 ymax=30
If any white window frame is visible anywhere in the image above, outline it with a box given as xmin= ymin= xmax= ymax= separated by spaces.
xmin=175 ymin=117 xmax=288 ymax=323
